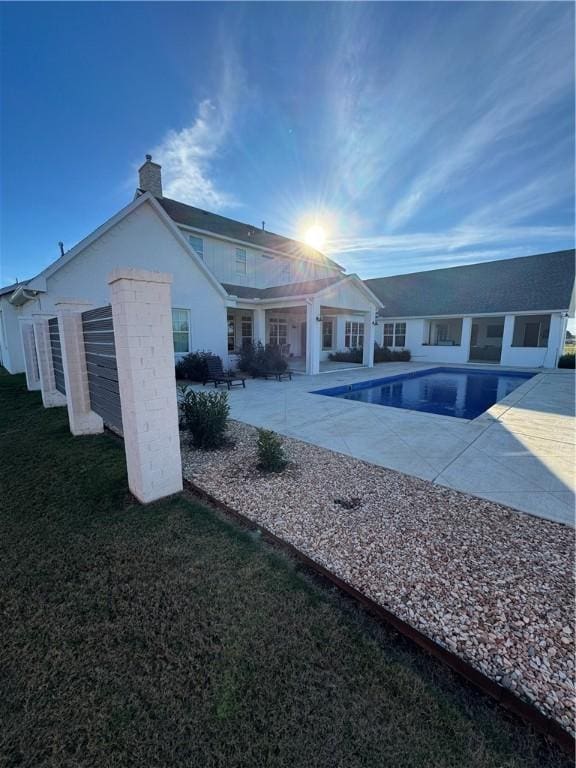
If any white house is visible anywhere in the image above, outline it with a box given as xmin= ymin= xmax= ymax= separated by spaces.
xmin=366 ymin=250 xmax=575 ymax=369
xmin=0 ymin=156 xmax=382 ymax=377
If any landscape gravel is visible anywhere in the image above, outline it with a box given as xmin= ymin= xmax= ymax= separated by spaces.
xmin=181 ymin=420 xmax=575 ymax=735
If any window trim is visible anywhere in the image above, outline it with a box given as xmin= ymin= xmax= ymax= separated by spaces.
xmin=269 ymin=316 xmax=288 ymax=346
xmin=322 ymin=318 xmax=334 ymax=350
xmin=383 ymin=321 xmax=406 ymax=348
xmin=227 ymin=314 xmax=236 ymax=352
xmin=188 ymin=235 xmax=204 ymax=261
xmin=235 ymin=247 xmax=247 ymax=274
xmin=345 ymin=320 xmax=365 ymax=349
xmin=241 ymin=314 xmax=253 ymax=348
xmin=172 ymin=308 xmax=190 ymax=354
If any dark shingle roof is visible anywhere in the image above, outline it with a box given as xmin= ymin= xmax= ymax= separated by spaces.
xmin=158 ymin=197 xmax=343 ymax=271
xmin=365 ymin=250 xmax=575 ymax=318
xmin=222 ymin=276 xmax=346 ymax=300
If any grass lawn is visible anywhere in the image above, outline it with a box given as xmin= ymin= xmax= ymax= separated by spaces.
xmin=0 ymin=371 xmax=570 ymax=768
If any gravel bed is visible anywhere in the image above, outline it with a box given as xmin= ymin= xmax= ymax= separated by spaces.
xmin=181 ymin=420 xmax=575 ymax=735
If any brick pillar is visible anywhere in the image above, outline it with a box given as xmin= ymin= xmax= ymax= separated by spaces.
xmin=108 ymin=268 xmax=182 ymax=504
xmin=33 ymin=317 xmax=67 ymax=408
xmin=20 ymin=320 xmax=41 ymax=391
xmin=56 ymin=299 xmax=104 ymax=436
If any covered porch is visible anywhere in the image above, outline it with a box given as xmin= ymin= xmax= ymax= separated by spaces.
xmin=226 ymin=276 xmax=382 ymax=375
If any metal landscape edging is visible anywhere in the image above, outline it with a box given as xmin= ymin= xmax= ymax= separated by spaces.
xmin=183 ymin=477 xmax=574 ymax=756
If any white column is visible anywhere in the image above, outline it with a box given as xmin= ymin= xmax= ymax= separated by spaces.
xmin=19 ymin=319 xmax=41 ymax=391
xmin=363 ymin=308 xmax=376 ymax=367
xmin=33 ymin=317 xmax=67 ymax=408
xmin=461 ymin=317 xmax=473 ymax=362
xmin=109 ymin=268 xmax=182 ymax=504
xmin=546 ymin=313 xmax=565 ymax=368
xmin=56 ymin=299 xmax=104 ymax=436
xmin=306 ymin=299 xmax=321 ymax=375
xmin=253 ymin=306 xmax=266 ymax=345
xmin=500 ymin=315 xmax=515 ymax=365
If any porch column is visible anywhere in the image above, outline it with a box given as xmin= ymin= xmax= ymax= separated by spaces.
xmin=363 ymin=308 xmax=376 ymax=367
xmin=306 ymin=299 xmax=321 ymax=375
xmin=33 ymin=317 xmax=67 ymax=408
xmin=501 ymin=315 xmax=515 ymax=360
xmin=19 ymin=319 xmax=41 ymax=391
xmin=461 ymin=317 xmax=473 ymax=362
xmin=56 ymin=299 xmax=104 ymax=436
xmin=253 ymin=306 xmax=266 ymax=345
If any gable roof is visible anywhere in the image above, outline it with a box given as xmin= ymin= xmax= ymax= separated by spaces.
xmin=157 ymin=196 xmax=343 ymax=271
xmin=2 ymin=193 xmax=228 ymax=302
xmin=365 ymin=250 xmax=575 ymax=318
xmin=0 ymin=281 xmax=27 ymax=297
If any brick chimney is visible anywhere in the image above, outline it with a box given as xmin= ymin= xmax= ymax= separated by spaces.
xmin=138 ymin=154 xmax=162 ymax=197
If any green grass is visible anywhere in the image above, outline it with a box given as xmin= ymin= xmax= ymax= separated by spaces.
xmin=0 ymin=372 xmax=570 ymax=768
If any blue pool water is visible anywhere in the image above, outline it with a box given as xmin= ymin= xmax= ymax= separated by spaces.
xmin=313 ymin=367 xmax=535 ymax=420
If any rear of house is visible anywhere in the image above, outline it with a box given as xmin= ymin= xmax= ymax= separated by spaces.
xmin=0 ymin=156 xmax=382 ymax=377
xmin=366 ymin=250 xmax=575 ymax=369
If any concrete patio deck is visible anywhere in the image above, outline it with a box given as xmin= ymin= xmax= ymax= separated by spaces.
xmin=191 ymin=363 xmax=576 ymax=526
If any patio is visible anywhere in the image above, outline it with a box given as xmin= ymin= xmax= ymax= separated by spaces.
xmin=197 ymin=362 xmax=575 ymax=526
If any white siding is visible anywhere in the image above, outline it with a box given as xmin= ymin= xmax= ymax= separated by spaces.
xmin=177 ymin=228 xmax=340 ymax=288
xmin=18 ymin=202 xmax=228 ymax=364
xmin=377 ymin=313 xmax=566 ymax=368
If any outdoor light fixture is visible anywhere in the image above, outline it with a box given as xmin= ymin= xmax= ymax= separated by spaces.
xmin=316 ymin=316 xmax=322 ymax=322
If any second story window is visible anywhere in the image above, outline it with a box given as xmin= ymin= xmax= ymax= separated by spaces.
xmin=279 ymin=260 xmax=291 ymax=283
xmin=235 ymin=248 xmax=247 ymax=274
xmin=188 ymin=235 xmax=204 ymax=260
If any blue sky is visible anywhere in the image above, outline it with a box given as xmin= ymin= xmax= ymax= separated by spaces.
xmin=0 ymin=1 xmax=574 ymax=287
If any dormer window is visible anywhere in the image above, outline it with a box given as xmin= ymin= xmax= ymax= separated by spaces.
xmin=235 ymin=247 xmax=247 ymax=274
xmin=188 ymin=235 xmax=204 ymax=260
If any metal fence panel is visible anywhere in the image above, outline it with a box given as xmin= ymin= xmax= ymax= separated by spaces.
xmin=82 ymin=305 xmax=122 ymax=433
xmin=48 ymin=317 xmax=66 ymax=395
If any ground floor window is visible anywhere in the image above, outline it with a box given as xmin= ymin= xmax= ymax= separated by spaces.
xmin=241 ymin=315 xmax=253 ymax=348
xmin=394 ymin=322 xmax=406 ymax=347
xmin=345 ymin=321 xmax=364 ymax=349
xmin=512 ymin=315 xmax=551 ymax=347
xmin=383 ymin=321 xmax=406 ymax=347
xmin=172 ymin=308 xmax=190 ymax=353
xmin=322 ymin=319 xmax=334 ymax=350
xmin=269 ymin=317 xmax=288 ymax=346
xmin=227 ymin=314 xmax=235 ymax=352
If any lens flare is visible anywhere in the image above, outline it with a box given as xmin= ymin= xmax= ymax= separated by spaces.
xmin=304 ymin=224 xmax=327 ymax=250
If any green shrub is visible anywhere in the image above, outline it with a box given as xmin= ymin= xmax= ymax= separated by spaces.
xmin=328 ymin=348 xmax=364 ymax=363
xmin=328 ymin=346 xmax=411 ymax=364
xmin=256 ymin=429 xmax=288 ymax=472
xmin=175 ymin=351 xmax=213 ymax=381
xmin=181 ymin=389 xmax=229 ymax=449
xmin=374 ymin=344 xmax=392 ymax=363
xmin=558 ymin=353 xmax=575 ymax=369
xmin=238 ymin=342 xmax=288 ymax=376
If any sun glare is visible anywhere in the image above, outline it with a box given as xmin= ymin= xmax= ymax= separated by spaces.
xmin=304 ymin=223 xmax=327 ymax=250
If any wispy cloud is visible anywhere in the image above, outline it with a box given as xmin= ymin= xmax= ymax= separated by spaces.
xmin=151 ymin=54 xmax=244 ymax=209
xmin=331 ymin=224 xmax=574 ymax=278
xmin=384 ymin=5 xmax=574 ymax=231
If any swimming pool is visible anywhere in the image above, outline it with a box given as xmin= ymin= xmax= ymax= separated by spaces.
xmin=313 ymin=367 xmax=535 ymax=420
